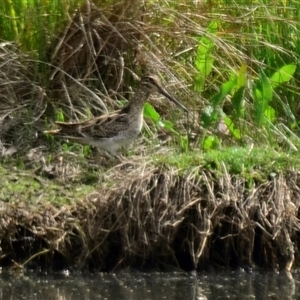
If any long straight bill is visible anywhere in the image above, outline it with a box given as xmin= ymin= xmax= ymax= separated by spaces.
xmin=159 ymin=87 xmax=189 ymax=113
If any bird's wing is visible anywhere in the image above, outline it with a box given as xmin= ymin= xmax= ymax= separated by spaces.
xmin=55 ymin=110 xmax=130 ymax=139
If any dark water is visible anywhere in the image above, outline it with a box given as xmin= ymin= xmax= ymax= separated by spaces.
xmin=0 ymin=270 xmax=299 ymax=300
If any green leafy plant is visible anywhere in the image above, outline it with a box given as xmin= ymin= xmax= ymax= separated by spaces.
xmin=194 ymin=21 xmax=218 ymax=92
xmin=55 ymin=109 xmax=65 ymax=122
xmin=197 ymin=63 xmax=296 ymax=150
xmin=143 ymin=102 xmax=188 ymax=152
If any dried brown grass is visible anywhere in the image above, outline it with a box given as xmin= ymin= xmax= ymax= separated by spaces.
xmin=0 ymin=0 xmax=193 ymax=154
xmin=48 ymin=0 xmax=147 ymax=119
xmin=86 ymin=163 xmax=300 ymax=272
xmin=0 ymin=42 xmax=46 ymax=154
xmin=46 ymin=0 xmax=197 ymax=122
xmin=1 ymin=162 xmax=300 ymax=272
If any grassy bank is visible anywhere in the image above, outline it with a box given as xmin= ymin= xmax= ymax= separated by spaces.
xmin=1 ymin=0 xmax=300 ymax=272
xmin=1 ymin=147 xmax=300 ymax=273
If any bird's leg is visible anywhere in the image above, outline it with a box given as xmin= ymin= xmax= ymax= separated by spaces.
xmin=108 ymin=152 xmax=127 ymax=163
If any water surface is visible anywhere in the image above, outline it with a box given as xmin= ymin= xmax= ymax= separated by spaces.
xmin=0 ymin=270 xmax=298 ymax=299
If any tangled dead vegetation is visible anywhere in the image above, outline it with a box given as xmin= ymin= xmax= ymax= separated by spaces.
xmin=0 ymin=42 xmax=46 ymax=155
xmin=1 ymin=162 xmax=300 ymax=272
xmin=47 ymin=0 xmax=168 ymax=120
xmin=0 ymin=0 xmax=190 ymax=154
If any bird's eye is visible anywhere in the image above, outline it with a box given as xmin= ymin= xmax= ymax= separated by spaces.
xmin=141 ymin=75 xmax=159 ymax=88
xmin=146 ymin=77 xmax=157 ymax=85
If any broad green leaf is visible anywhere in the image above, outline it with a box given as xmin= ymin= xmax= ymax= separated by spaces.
xmin=83 ymin=145 xmax=91 ymax=156
xmin=260 ymin=71 xmax=273 ymax=102
xmin=211 ymin=80 xmax=235 ymax=107
xmin=156 ymin=120 xmax=165 ymax=128
xmin=143 ymin=104 xmax=177 ymax=134
xmin=264 ymin=106 xmax=276 ymax=123
xmin=194 ymin=21 xmax=218 ymax=92
xmin=201 ymin=105 xmax=218 ymax=127
xmin=202 ymin=135 xmax=220 ymax=150
xmin=223 ymin=116 xmax=241 ymax=139
xmin=194 ymin=74 xmax=206 ymax=93
xmin=231 ymin=86 xmax=245 ymax=118
xmin=143 ymin=102 xmax=160 ymax=122
xmin=162 ymin=120 xmax=174 ymax=130
xmin=231 ymin=66 xmax=247 ymax=118
xmin=253 ymin=71 xmax=273 ymax=126
xmin=270 ymin=64 xmax=296 ymax=88
xmin=62 ymin=143 xmax=69 ymax=152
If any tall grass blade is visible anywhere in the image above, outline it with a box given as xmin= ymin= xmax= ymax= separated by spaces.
xmin=5 ymin=0 xmax=19 ymax=38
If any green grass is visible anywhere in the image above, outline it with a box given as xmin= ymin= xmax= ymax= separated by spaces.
xmin=0 ymin=0 xmax=84 ymax=60
xmin=0 ymin=162 xmax=96 ymax=205
xmin=154 ymin=145 xmax=300 ymax=179
xmin=143 ymin=0 xmax=300 ymax=151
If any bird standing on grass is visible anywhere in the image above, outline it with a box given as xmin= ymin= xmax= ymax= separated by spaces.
xmin=44 ymin=75 xmax=189 ymax=157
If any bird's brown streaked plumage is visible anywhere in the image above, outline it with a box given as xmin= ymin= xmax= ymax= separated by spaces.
xmin=44 ymin=75 xmax=189 ymax=156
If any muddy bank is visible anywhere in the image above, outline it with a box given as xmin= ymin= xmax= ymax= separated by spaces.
xmin=1 ymin=160 xmax=299 ymax=273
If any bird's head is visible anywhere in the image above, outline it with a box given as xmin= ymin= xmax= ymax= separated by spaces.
xmin=140 ymin=74 xmax=189 ymax=113
xmin=140 ymin=74 xmax=163 ymax=93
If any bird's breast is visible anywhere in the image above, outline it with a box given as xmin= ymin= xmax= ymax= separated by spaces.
xmin=126 ymin=110 xmax=144 ymax=136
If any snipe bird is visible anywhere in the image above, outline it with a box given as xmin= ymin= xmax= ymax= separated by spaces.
xmin=44 ymin=75 xmax=189 ymax=156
